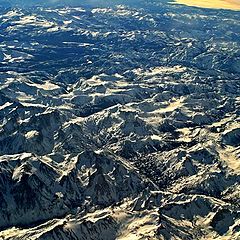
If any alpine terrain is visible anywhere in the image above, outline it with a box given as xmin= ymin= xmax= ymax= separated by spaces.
xmin=0 ymin=0 xmax=239 ymax=239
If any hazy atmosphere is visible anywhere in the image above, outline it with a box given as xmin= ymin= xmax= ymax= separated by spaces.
xmin=2 ymin=0 xmax=240 ymax=9
xmin=175 ymin=0 xmax=240 ymax=10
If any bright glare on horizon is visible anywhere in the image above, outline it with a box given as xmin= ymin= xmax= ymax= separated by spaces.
xmin=174 ymin=0 xmax=240 ymax=10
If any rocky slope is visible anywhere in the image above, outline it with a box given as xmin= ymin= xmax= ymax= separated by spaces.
xmin=0 ymin=0 xmax=239 ymax=239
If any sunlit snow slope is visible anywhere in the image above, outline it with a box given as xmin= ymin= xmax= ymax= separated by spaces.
xmin=0 ymin=1 xmax=239 ymax=239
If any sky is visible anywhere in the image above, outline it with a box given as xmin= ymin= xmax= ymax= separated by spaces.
xmin=2 ymin=0 xmax=140 ymax=7
xmin=2 ymin=0 xmax=240 ymax=10
xmin=174 ymin=0 xmax=240 ymax=10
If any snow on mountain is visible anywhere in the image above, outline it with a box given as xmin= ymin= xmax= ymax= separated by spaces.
xmin=0 ymin=1 xmax=239 ymax=239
